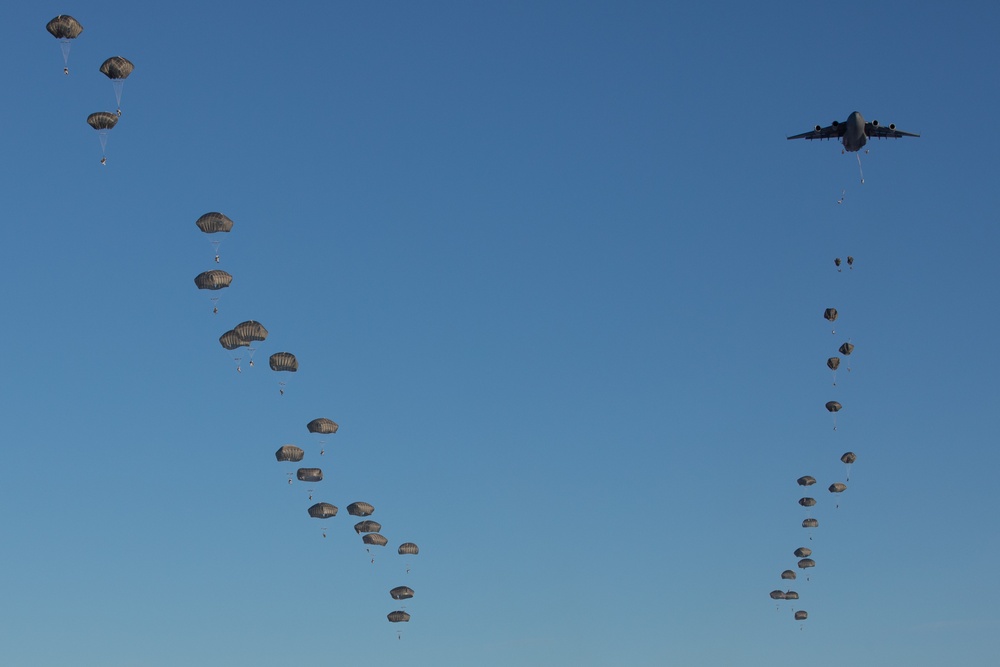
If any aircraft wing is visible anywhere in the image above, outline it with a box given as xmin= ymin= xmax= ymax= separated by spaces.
xmin=865 ymin=123 xmax=920 ymax=139
xmin=786 ymin=123 xmax=846 ymax=141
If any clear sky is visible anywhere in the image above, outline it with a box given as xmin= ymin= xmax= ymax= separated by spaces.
xmin=2 ymin=2 xmax=998 ymax=665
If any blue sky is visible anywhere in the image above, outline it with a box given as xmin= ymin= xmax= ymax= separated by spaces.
xmin=2 ymin=2 xmax=998 ymax=665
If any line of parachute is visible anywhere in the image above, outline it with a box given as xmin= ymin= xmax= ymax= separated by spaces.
xmin=46 ymin=17 xmax=134 ymax=164
xmin=193 ymin=211 xmax=421 ymax=637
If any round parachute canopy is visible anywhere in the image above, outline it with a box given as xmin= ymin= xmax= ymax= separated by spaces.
xmin=269 ymin=352 xmax=298 ymax=372
xmin=219 ymin=330 xmax=249 ymax=351
xmin=834 ymin=257 xmax=842 ymax=267
xmin=275 ymin=445 xmax=304 ymax=462
xmin=47 ymin=15 xmax=83 ymax=39
xmin=297 ymin=468 xmax=323 ymax=482
xmin=99 ymin=56 xmax=134 ymax=80
xmin=824 ymin=308 xmax=838 ymax=322
xmin=825 ymin=401 xmax=842 ymax=413
xmin=87 ymin=112 xmax=118 ymax=131
xmin=827 ymin=357 xmax=841 ymax=371
xmin=841 ymin=451 xmax=857 ymax=464
xmin=387 ymin=611 xmax=410 ymax=623
xmin=196 ymin=212 xmax=234 ymax=234
xmin=797 ymin=475 xmax=816 ymax=487
xmin=398 ymin=542 xmax=419 ymax=555
xmin=390 ymin=586 xmax=415 ymax=600
xmin=829 ymin=482 xmax=847 ymax=493
xmin=354 ymin=520 xmax=381 ymax=534
xmin=234 ymin=320 xmax=267 ymax=342
xmin=847 ymin=256 xmax=854 ymax=267
xmin=347 ymin=502 xmax=375 ymax=517
xmin=839 ymin=342 xmax=855 ymax=356
xmin=363 ymin=533 xmax=388 ymax=547
xmin=794 ymin=547 xmax=812 ymax=558
xmin=798 ymin=497 xmax=816 ymax=507
xmin=784 ymin=591 xmax=799 ymax=600
xmin=307 ymin=418 xmax=339 ymax=434
xmin=769 ymin=590 xmax=786 ymax=600
xmin=797 ymin=558 xmax=816 ymax=569
xmin=194 ymin=270 xmax=232 ymax=290
xmin=802 ymin=518 xmax=819 ymax=528
xmin=308 ymin=502 xmax=338 ymax=519
xmin=781 ymin=570 xmax=796 ymax=580
xmin=794 ymin=610 xmax=808 ymax=621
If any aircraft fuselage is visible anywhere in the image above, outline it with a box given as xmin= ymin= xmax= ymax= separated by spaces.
xmin=842 ymin=111 xmax=867 ymax=152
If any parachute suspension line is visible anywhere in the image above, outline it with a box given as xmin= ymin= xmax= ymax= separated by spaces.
xmin=59 ymin=40 xmax=72 ymax=70
xmin=856 ymin=153 xmax=865 ymax=184
xmin=837 ymin=189 xmax=845 ymax=205
xmin=210 ymin=240 xmax=222 ymax=263
xmin=98 ymin=130 xmax=110 ymax=155
xmin=112 ymin=80 xmax=125 ymax=115
xmin=210 ymin=296 xmax=220 ymax=315
xmin=247 ymin=346 xmax=256 ymax=367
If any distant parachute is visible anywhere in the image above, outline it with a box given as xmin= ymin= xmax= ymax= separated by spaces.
xmin=219 ymin=329 xmax=249 ymax=371
xmin=834 ymin=257 xmax=842 ymax=271
xmin=307 ymin=418 xmax=339 ymax=434
xmin=797 ymin=476 xmax=816 ymax=487
xmin=230 ymin=321 xmax=267 ymax=367
xmin=195 ymin=270 xmax=232 ymax=314
xmin=827 ymin=356 xmax=840 ymax=385
xmin=308 ymin=503 xmax=338 ymax=518
xmin=797 ymin=558 xmax=815 ymax=569
xmin=398 ymin=542 xmax=419 ymax=555
xmin=825 ymin=401 xmax=842 ymax=430
xmin=798 ymin=497 xmax=816 ymax=507
xmin=363 ymin=534 xmax=388 ymax=547
xmin=839 ymin=341 xmax=855 ymax=372
xmin=841 ymin=451 xmax=856 ymax=481
xmin=784 ymin=591 xmax=799 ymax=600
xmin=847 ymin=256 xmax=854 ymax=269
xmin=829 ymin=483 xmax=847 ymax=493
xmin=275 ymin=445 xmax=304 ymax=462
xmin=46 ymin=16 xmax=83 ymax=74
xmin=794 ymin=547 xmax=812 ymax=558
xmin=99 ymin=56 xmax=134 ymax=115
xmin=802 ymin=518 xmax=818 ymax=528
xmin=86 ymin=112 xmax=118 ymax=164
xmin=354 ymin=520 xmax=382 ymax=534
xmin=794 ymin=610 xmax=808 ymax=621
xmin=824 ymin=308 xmax=838 ymax=334
xmin=347 ymin=502 xmax=375 ymax=517
xmin=297 ymin=468 xmax=323 ymax=482
xmin=270 ymin=353 xmax=298 ymax=394
xmin=387 ymin=611 xmax=410 ymax=623
xmin=769 ymin=590 xmax=786 ymax=600
xmin=781 ymin=570 xmax=797 ymax=581
xmin=196 ymin=213 xmax=234 ymax=262
xmin=390 ymin=586 xmax=415 ymax=600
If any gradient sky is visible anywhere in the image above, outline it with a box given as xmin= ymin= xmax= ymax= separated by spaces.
xmin=2 ymin=2 xmax=998 ymax=665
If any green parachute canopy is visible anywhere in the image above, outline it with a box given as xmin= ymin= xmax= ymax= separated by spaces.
xmin=275 ymin=445 xmax=304 ymax=462
xmin=308 ymin=503 xmax=338 ymax=519
xmin=194 ymin=270 xmax=232 ymax=290
xmin=196 ymin=212 xmax=234 ymax=234
xmin=307 ymin=418 xmax=339 ymax=434
xmin=347 ymin=502 xmax=375 ymax=517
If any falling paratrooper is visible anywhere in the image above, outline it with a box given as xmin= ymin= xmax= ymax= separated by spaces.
xmin=825 ymin=400 xmax=842 ymax=430
xmin=841 ymin=451 xmax=857 ymax=481
xmin=99 ymin=56 xmax=134 ymax=116
xmin=194 ymin=270 xmax=232 ymax=314
xmin=46 ymin=16 xmax=83 ymax=75
xmin=196 ymin=213 xmax=234 ymax=263
xmin=87 ymin=112 xmax=118 ymax=165
xmin=269 ymin=352 xmax=298 ymax=395
xmin=824 ymin=308 xmax=838 ymax=334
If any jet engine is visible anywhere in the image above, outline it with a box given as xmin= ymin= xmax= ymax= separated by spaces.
xmin=889 ymin=123 xmax=896 ymax=130
xmin=814 ymin=125 xmax=822 ymax=131
xmin=872 ymin=119 xmax=880 ymax=127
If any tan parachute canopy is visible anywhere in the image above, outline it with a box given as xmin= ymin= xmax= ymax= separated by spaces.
xmin=797 ymin=476 xmax=816 ymax=487
xmin=363 ymin=533 xmax=388 ymax=547
xmin=297 ymin=468 xmax=323 ymax=482
xmin=841 ymin=452 xmax=857 ymax=464
xmin=797 ymin=558 xmax=816 ymax=569
xmin=234 ymin=320 xmax=267 ymax=341
xmin=769 ymin=590 xmax=786 ymax=600
xmin=99 ymin=56 xmax=134 ymax=80
xmin=270 ymin=352 xmax=298 ymax=372
xmin=398 ymin=542 xmax=419 ymax=555
xmin=308 ymin=503 xmax=338 ymax=519
xmin=794 ymin=610 xmax=808 ymax=621
xmin=354 ymin=520 xmax=381 ymax=534
xmin=390 ymin=586 xmax=415 ymax=600
xmin=794 ymin=547 xmax=812 ymax=558
xmin=827 ymin=357 xmax=840 ymax=371
xmin=829 ymin=482 xmax=847 ymax=493
xmin=387 ymin=611 xmax=410 ymax=623
xmin=196 ymin=212 xmax=234 ymax=234
xmin=194 ymin=270 xmax=232 ymax=290
xmin=839 ymin=342 xmax=855 ymax=356
xmin=784 ymin=591 xmax=799 ymax=600
xmin=87 ymin=112 xmax=118 ymax=131
xmin=825 ymin=401 xmax=842 ymax=413
xmin=802 ymin=518 xmax=819 ymax=528
xmin=347 ymin=502 xmax=375 ymax=517
xmin=219 ymin=330 xmax=249 ymax=351
xmin=798 ymin=497 xmax=816 ymax=507
xmin=781 ymin=570 xmax=796 ymax=580
xmin=46 ymin=15 xmax=83 ymax=39
xmin=275 ymin=445 xmax=304 ymax=462
xmin=824 ymin=308 xmax=838 ymax=322
xmin=307 ymin=418 xmax=339 ymax=434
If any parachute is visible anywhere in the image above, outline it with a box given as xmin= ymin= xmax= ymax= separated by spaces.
xmin=847 ymin=256 xmax=854 ymax=269
xmin=781 ymin=570 xmax=796 ymax=580
xmin=824 ymin=308 xmax=838 ymax=334
xmin=347 ymin=502 xmax=375 ymax=517
xmin=797 ymin=558 xmax=815 ymax=569
xmin=219 ymin=329 xmax=249 ymax=371
xmin=827 ymin=356 xmax=840 ymax=385
xmin=829 ymin=483 xmax=847 ymax=493
xmin=269 ymin=352 xmax=298 ymax=371
xmin=784 ymin=591 xmax=799 ymax=600
xmin=363 ymin=533 xmax=388 ymax=547
xmin=387 ymin=611 xmax=410 ymax=623
xmin=802 ymin=518 xmax=818 ymax=528
xmin=841 ymin=451 xmax=856 ymax=481
xmin=798 ymin=497 xmax=816 ymax=507
xmin=794 ymin=547 xmax=812 ymax=558
xmin=297 ymin=468 xmax=323 ymax=482
xmin=834 ymin=257 xmax=842 ymax=271
xmin=794 ymin=610 xmax=808 ymax=621
xmin=46 ymin=16 xmax=83 ymax=74
xmin=354 ymin=520 xmax=382 ymax=534
xmin=275 ymin=445 xmax=304 ymax=462
xmin=230 ymin=321 xmax=266 ymax=367
xmin=825 ymin=401 xmax=842 ymax=430
xmin=398 ymin=542 xmax=419 ymax=555
xmin=797 ymin=476 xmax=816 ymax=487
xmin=838 ymin=342 xmax=854 ymax=356
xmin=195 ymin=270 xmax=232 ymax=314
xmin=99 ymin=56 xmax=134 ymax=115
xmin=86 ymin=112 xmax=118 ymax=163
xmin=307 ymin=418 xmax=339 ymax=434
xmin=390 ymin=586 xmax=415 ymax=600
xmin=196 ymin=213 xmax=234 ymax=262
xmin=308 ymin=503 xmax=338 ymax=518
xmin=769 ymin=590 xmax=786 ymax=600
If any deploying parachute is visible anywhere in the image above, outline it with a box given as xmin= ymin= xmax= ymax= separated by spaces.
xmin=99 ymin=56 xmax=134 ymax=115
xmin=347 ymin=502 xmax=375 ymax=517
xmin=46 ymin=16 xmax=83 ymax=74
xmin=196 ymin=213 xmax=234 ymax=262
xmin=87 ymin=112 xmax=118 ymax=164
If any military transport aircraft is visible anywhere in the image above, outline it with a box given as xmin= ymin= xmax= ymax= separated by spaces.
xmin=788 ymin=111 xmax=919 ymax=153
